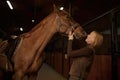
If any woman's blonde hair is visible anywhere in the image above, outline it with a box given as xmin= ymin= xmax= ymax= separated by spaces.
xmin=90 ymin=31 xmax=103 ymax=47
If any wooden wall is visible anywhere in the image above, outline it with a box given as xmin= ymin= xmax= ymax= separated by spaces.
xmin=45 ymin=34 xmax=113 ymax=80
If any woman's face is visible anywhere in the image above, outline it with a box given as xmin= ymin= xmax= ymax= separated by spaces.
xmin=85 ymin=32 xmax=96 ymax=45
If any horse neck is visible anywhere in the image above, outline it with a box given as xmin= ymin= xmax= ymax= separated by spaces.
xmin=24 ymin=12 xmax=58 ymax=49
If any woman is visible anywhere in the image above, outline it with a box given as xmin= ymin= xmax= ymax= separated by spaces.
xmin=67 ymin=31 xmax=103 ymax=80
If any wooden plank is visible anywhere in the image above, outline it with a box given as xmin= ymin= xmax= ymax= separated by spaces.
xmin=88 ymin=55 xmax=112 ymax=80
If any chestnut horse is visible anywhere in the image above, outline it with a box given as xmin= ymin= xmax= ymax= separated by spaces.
xmin=0 ymin=6 xmax=87 ymax=80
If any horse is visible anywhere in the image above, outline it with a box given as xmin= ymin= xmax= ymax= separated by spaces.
xmin=0 ymin=5 xmax=87 ymax=80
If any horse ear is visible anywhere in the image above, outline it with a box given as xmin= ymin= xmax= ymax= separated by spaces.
xmin=53 ymin=4 xmax=58 ymax=12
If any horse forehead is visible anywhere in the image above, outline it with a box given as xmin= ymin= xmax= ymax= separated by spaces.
xmin=59 ymin=15 xmax=74 ymax=23
xmin=57 ymin=10 xmax=68 ymax=14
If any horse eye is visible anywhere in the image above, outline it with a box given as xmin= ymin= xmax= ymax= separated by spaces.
xmin=67 ymin=16 xmax=72 ymax=20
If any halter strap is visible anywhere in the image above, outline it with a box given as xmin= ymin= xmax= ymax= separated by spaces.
xmin=71 ymin=23 xmax=79 ymax=31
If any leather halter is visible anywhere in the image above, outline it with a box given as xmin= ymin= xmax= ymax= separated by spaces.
xmin=71 ymin=23 xmax=79 ymax=32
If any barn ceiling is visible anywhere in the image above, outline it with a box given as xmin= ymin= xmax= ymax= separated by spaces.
xmin=0 ymin=0 xmax=120 ymax=37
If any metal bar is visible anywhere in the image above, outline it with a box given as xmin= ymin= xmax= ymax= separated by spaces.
xmin=110 ymin=11 xmax=118 ymax=80
xmin=82 ymin=5 xmax=120 ymax=27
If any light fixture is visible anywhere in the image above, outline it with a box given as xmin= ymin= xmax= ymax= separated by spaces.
xmin=59 ymin=7 xmax=64 ymax=10
xmin=20 ymin=27 xmax=23 ymax=31
xmin=32 ymin=19 xmax=35 ymax=22
xmin=6 ymin=0 xmax=13 ymax=10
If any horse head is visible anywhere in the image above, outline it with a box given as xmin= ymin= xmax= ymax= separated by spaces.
xmin=53 ymin=5 xmax=87 ymax=39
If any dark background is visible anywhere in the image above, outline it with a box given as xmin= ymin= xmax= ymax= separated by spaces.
xmin=0 ymin=0 xmax=120 ymax=37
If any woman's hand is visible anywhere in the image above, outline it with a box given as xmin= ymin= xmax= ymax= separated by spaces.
xmin=68 ymin=31 xmax=74 ymax=40
xmin=65 ymin=54 xmax=68 ymax=59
